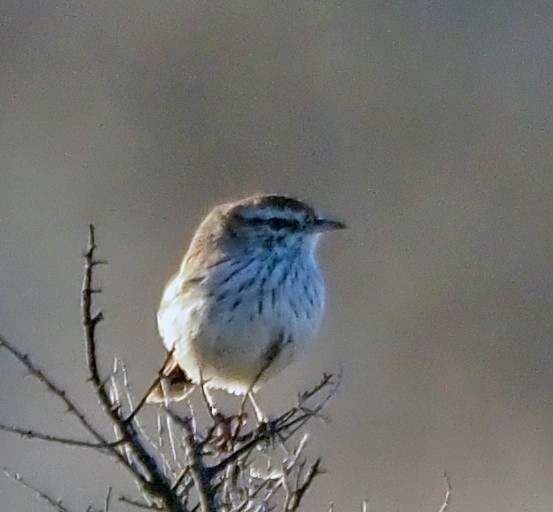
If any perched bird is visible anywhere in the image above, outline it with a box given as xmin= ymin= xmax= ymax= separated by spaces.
xmin=148 ymin=194 xmax=345 ymax=421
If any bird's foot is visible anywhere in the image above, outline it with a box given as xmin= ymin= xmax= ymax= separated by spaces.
xmin=210 ymin=412 xmax=247 ymax=451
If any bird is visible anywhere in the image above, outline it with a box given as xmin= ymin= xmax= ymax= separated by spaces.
xmin=148 ymin=194 xmax=345 ymax=422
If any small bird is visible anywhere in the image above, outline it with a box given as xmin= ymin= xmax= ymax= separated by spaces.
xmin=148 ymin=194 xmax=345 ymax=421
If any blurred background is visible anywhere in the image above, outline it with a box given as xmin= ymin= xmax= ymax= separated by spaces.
xmin=1 ymin=1 xmax=553 ymax=510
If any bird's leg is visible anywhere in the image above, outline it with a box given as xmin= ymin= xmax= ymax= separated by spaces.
xmin=200 ymin=385 xmax=246 ymax=451
xmin=200 ymin=383 xmax=220 ymax=420
xmin=243 ymin=335 xmax=283 ymax=427
xmin=248 ymin=391 xmax=268 ymax=425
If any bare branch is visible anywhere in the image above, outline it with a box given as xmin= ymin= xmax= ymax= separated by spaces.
xmin=0 ymin=423 xmax=120 ymax=450
xmin=124 ymin=350 xmax=175 ymax=425
xmin=4 ymin=469 xmax=75 ymax=512
xmin=104 ymin=487 xmax=112 ymax=512
xmin=2 ymin=224 xmax=341 ymax=512
xmin=206 ymin=375 xmax=338 ymax=478
xmin=119 ymin=495 xmax=163 ymax=510
xmin=288 ymin=458 xmax=322 ymax=511
xmin=112 ymin=361 xmax=183 ymax=480
xmin=0 ymin=335 xmax=127 ymax=465
xmin=82 ymin=224 xmax=187 ymax=512
xmin=166 ymin=410 xmax=216 ymax=512
xmin=437 ymin=472 xmax=452 ymax=512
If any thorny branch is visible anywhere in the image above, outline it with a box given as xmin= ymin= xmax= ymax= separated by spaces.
xmin=0 ymin=224 xmax=338 ymax=511
xmin=0 ymin=335 xmax=125 ymax=462
xmin=82 ymin=224 xmax=186 ymax=512
xmin=1 ymin=224 xmax=453 ymax=511
xmin=175 ymin=414 xmax=216 ymax=512
xmin=4 ymin=469 xmax=75 ymax=512
xmin=0 ymin=423 xmax=118 ymax=450
xmin=123 ymin=349 xmax=175 ymax=425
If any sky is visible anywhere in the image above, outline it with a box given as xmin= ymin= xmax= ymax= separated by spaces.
xmin=1 ymin=1 xmax=553 ymax=511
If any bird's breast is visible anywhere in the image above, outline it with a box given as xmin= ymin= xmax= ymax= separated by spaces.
xmin=206 ymin=254 xmax=324 ymax=339
xmin=158 ymin=252 xmax=326 ymax=393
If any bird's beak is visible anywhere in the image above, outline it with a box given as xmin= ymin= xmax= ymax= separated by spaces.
xmin=312 ymin=217 xmax=347 ymax=232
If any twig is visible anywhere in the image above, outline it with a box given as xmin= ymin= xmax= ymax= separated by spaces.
xmin=1 ymin=223 xmax=340 ymax=512
xmin=82 ymin=224 xmax=186 ymax=512
xmin=104 ymin=487 xmax=112 ymax=512
xmin=230 ymin=479 xmax=271 ymax=512
xmin=172 ymin=467 xmax=191 ymax=493
xmin=208 ymin=374 xmax=337 ymax=477
xmin=437 ymin=472 xmax=452 ymax=512
xmin=0 ymin=335 xmax=129 ymax=469
xmin=166 ymin=410 xmax=217 ymax=512
xmin=288 ymin=458 xmax=322 ymax=510
xmin=208 ymin=424 xmax=275 ymax=476
xmin=159 ymin=379 xmax=180 ymax=469
xmin=0 ymin=423 xmax=120 ymax=450
xmin=115 ymin=361 xmax=180 ymax=478
xmin=119 ymin=495 xmax=163 ymax=510
xmin=124 ymin=350 xmax=175 ymax=425
xmin=4 ymin=469 xmax=74 ymax=512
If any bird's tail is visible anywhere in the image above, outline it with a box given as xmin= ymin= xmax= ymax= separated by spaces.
xmin=146 ymin=354 xmax=194 ymax=403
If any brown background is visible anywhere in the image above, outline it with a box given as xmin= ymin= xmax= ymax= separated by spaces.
xmin=1 ymin=1 xmax=553 ymax=511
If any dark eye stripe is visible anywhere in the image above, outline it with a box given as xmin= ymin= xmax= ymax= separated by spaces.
xmin=268 ymin=217 xmax=299 ymax=230
xmin=244 ymin=217 xmax=300 ymax=231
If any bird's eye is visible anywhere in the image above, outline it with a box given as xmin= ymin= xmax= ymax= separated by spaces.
xmin=267 ymin=218 xmax=292 ymax=230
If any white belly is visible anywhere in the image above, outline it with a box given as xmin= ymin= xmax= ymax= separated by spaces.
xmin=157 ymin=258 xmax=325 ymax=394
